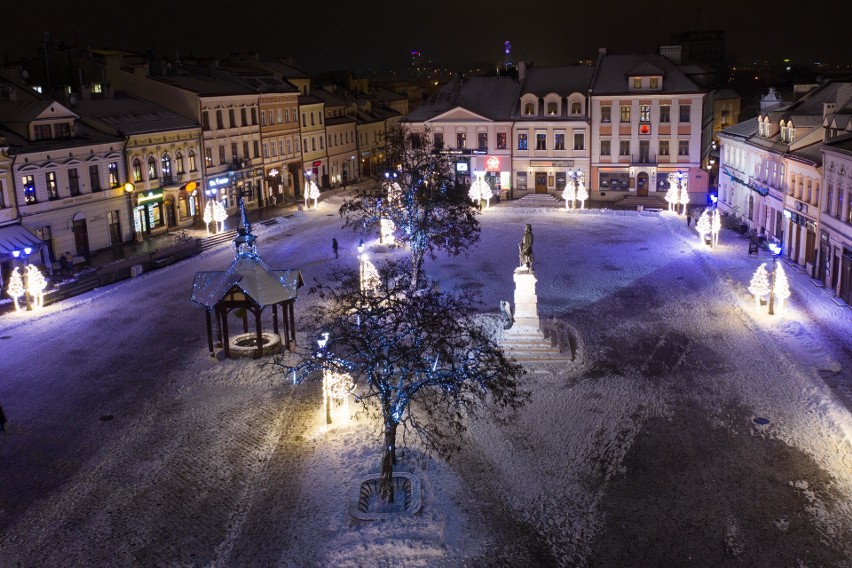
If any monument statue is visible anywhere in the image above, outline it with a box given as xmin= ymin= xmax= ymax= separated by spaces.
xmin=518 ymin=224 xmax=534 ymax=270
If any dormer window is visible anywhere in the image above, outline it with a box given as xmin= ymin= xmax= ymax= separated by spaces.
xmin=787 ymin=123 xmax=795 ymax=143
xmin=650 ymin=77 xmax=659 ymax=89
xmin=547 ymin=102 xmax=558 ymax=115
xmin=633 ymin=78 xmax=642 ymax=89
xmin=571 ymin=101 xmax=581 ymax=114
xmin=524 ymin=102 xmax=535 ymax=116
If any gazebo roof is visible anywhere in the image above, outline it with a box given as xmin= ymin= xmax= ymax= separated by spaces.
xmin=190 ymin=196 xmax=303 ymax=308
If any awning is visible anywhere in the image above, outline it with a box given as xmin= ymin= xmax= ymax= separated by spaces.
xmin=0 ymin=224 xmax=44 ymax=257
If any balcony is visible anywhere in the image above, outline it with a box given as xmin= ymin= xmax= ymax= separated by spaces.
xmin=631 ymin=153 xmax=657 ymax=165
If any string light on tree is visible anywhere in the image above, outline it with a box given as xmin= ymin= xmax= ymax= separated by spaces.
xmin=213 ymin=201 xmax=227 ymax=233
xmin=380 ymin=218 xmax=396 ymax=245
xmin=203 ymin=201 xmax=213 ymax=234
xmin=711 ymin=209 xmax=721 ymax=248
xmin=309 ymin=180 xmax=321 ymax=208
xmin=6 ymin=267 xmax=24 ymax=311
xmin=748 ymin=263 xmax=771 ymax=312
xmin=563 ymin=182 xmax=576 ymax=210
xmin=665 ymin=179 xmax=679 ymax=212
xmin=576 ymin=181 xmax=588 ymax=210
xmin=26 ymin=264 xmax=47 ymax=309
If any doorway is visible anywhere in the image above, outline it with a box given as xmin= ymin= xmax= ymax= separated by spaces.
xmin=165 ymin=195 xmax=177 ymax=228
xmin=72 ymin=216 xmax=90 ymax=257
xmin=637 ymin=172 xmax=649 ymax=196
xmin=535 ymin=172 xmax=547 ymax=194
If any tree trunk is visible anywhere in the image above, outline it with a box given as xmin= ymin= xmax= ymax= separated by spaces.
xmin=380 ymin=421 xmax=398 ymax=503
xmin=410 ymin=248 xmax=425 ymax=291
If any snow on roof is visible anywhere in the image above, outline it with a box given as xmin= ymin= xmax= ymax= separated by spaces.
xmin=73 ymin=93 xmax=199 ymax=134
xmin=191 ymin=256 xmax=303 ymax=308
xmin=592 ymin=53 xmax=702 ymax=94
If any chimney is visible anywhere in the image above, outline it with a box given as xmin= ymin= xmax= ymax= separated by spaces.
xmin=659 ymin=45 xmax=682 ymax=65
xmin=518 ymin=60 xmax=527 ymax=83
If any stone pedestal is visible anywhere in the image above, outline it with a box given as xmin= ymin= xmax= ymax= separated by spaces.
xmin=509 ymin=268 xmax=542 ymax=334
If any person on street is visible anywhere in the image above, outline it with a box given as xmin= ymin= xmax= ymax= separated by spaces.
xmin=332 ymin=238 xmax=339 ymax=258
xmin=0 ymin=405 xmax=7 ymax=433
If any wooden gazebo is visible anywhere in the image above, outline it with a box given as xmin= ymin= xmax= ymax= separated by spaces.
xmin=190 ymin=199 xmax=303 ymax=359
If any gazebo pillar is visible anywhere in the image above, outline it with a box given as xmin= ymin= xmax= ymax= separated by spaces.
xmin=254 ymin=307 xmax=263 ymax=359
xmin=205 ymin=309 xmax=214 ymax=356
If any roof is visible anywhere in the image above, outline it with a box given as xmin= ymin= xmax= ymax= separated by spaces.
xmin=406 ymin=76 xmax=519 ymax=122
xmin=72 ymin=92 xmax=199 ymax=134
xmin=191 ymin=256 xmax=303 ymax=308
xmin=592 ymin=53 xmax=702 ymax=94
xmin=152 ymin=73 xmax=255 ymax=97
xmin=718 ymin=117 xmax=758 ymax=139
xmin=520 ymin=65 xmax=594 ymax=96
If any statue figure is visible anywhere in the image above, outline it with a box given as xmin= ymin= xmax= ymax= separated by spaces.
xmin=518 ymin=224 xmax=534 ymax=270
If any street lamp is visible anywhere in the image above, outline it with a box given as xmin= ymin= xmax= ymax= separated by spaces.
xmin=124 ymin=182 xmax=143 ymax=242
xmin=315 ymin=331 xmax=333 ymax=425
xmin=767 ymin=243 xmax=782 ymax=315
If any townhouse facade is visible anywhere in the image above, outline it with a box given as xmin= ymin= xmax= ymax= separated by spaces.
xmin=259 ymin=89 xmax=302 ymax=203
xmin=512 ymin=64 xmax=593 ymax=196
xmin=405 ymin=76 xmax=519 ymax=197
xmin=74 ymin=91 xmax=203 ymax=238
xmin=589 ymin=50 xmax=709 ymax=204
xmin=298 ymin=95 xmax=328 ymax=188
xmin=313 ymin=88 xmax=358 ymax=187
xmin=718 ymin=79 xmax=852 ymax=294
xmin=821 ymin=136 xmax=852 ymax=303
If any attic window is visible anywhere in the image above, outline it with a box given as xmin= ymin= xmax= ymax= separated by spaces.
xmin=92 ymin=83 xmax=103 ymax=94
xmin=633 ymin=78 xmax=641 ymax=89
xmin=650 ymin=77 xmax=659 ymax=89
xmin=547 ymin=102 xmax=557 ymax=115
xmin=524 ymin=102 xmax=535 ymax=116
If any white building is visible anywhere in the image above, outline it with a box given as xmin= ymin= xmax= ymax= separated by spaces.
xmin=820 ymin=135 xmax=852 ymax=304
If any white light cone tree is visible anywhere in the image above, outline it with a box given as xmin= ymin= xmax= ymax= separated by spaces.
xmin=773 ymin=263 xmax=790 ymax=314
xmin=26 ymin=265 xmax=47 ymax=309
xmin=711 ymin=209 xmax=721 ymax=248
xmin=563 ymin=184 xmax=576 ymax=209
xmin=696 ymin=210 xmax=712 ymax=243
xmin=679 ymin=182 xmax=690 ymax=215
xmin=749 ymin=263 xmax=771 ymax=312
xmin=213 ymin=201 xmax=227 ymax=234
xmin=6 ymin=267 xmax=24 ymax=311
xmin=576 ymin=182 xmax=588 ymax=209
xmin=309 ymin=181 xmax=320 ymax=208
xmin=203 ymin=201 xmax=213 ymax=234
xmin=665 ymin=184 xmax=678 ymax=212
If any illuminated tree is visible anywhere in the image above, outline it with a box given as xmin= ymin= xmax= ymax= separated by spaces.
xmin=711 ymin=209 xmax=721 ymax=248
xmin=696 ymin=210 xmax=711 ymax=243
xmin=340 ymin=125 xmax=480 ymax=289
xmin=203 ymin=201 xmax=213 ymax=234
xmin=773 ymin=263 xmax=790 ymax=313
xmin=665 ymin=184 xmax=678 ymax=212
xmin=678 ymin=183 xmax=690 ymax=215
xmin=26 ymin=265 xmax=47 ymax=308
xmin=213 ymin=201 xmax=227 ymax=234
xmin=282 ymin=260 xmax=527 ymax=503
xmin=563 ymin=184 xmax=576 ymax=209
xmin=309 ymin=181 xmax=321 ymax=208
xmin=6 ymin=267 xmax=24 ymax=311
xmin=576 ymin=182 xmax=588 ymax=209
xmin=748 ymin=263 xmax=771 ymax=312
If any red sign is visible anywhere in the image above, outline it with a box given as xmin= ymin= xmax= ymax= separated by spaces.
xmin=639 ymin=124 xmax=651 ymax=135
xmin=485 ymin=156 xmax=501 ymax=172
xmin=313 ymin=161 xmax=322 ymax=167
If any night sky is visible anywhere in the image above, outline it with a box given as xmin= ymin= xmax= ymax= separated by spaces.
xmin=4 ymin=0 xmax=847 ymax=73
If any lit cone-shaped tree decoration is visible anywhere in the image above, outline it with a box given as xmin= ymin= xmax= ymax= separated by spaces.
xmin=665 ymin=183 xmax=678 ymax=212
xmin=203 ymin=201 xmax=213 ymax=234
xmin=748 ymin=263 xmax=771 ymax=312
xmin=678 ymin=181 xmax=690 ymax=215
xmin=576 ymin=182 xmax=588 ymax=209
xmin=213 ymin=201 xmax=227 ymax=234
xmin=563 ymin=184 xmax=576 ymax=209
xmin=309 ymin=181 xmax=321 ymax=208
xmin=773 ymin=263 xmax=790 ymax=314
xmin=380 ymin=218 xmax=396 ymax=244
xmin=467 ymin=183 xmax=482 ymax=204
xmin=696 ymin=210 xmax=711 ymax=243
xmin=27 ymin=264 xmax=47 ymax=308
xmin=479 ymin=181 xmax=493 ymax=209
xmin=711 ymin=209 xmax=721 ymax=248
xmin=6 ymin=266 xmax=24 ymax=311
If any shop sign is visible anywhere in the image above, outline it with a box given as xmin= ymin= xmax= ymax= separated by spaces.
xmin=530 ymin=160 xmax=573 ymax=168
xmin=208 ymin=176 xmax=230 ymax=188
xmin=486 ymin=156 xmax=501 ymax=172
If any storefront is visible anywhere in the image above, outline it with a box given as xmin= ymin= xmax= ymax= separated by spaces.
xmin=516 ymin=160 xmax=575 ymax=196
xmin=133 ymin=189 xmax=165 ymax=235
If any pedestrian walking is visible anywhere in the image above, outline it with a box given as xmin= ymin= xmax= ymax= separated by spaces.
xmin=0 ymin=405 xmax=7 ymax=433
xmin=686 ymin=212 xmax=691 ymax=227
xmin=332 ymin=238 xmax=339 ymax=258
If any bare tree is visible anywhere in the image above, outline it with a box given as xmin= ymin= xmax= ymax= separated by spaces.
xmin=339 ymin=124 xmax=481 ymax=289
xmin=281 ymin=260 xmax=527 ymax=502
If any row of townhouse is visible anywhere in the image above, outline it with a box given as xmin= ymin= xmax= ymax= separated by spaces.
xmin=0 ymin=49 xmax=403 ymax=285
xmin=717 ymin=79 xmax=852 ymax=304
xmin=403 ymin=49 xmax=715 ymax=204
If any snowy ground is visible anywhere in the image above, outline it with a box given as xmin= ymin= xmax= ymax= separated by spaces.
xmin=0 ymin=194 xmax=850 ymax=567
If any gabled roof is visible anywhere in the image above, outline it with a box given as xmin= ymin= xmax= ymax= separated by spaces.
xmin=592 ymin=53 xmax=702 ymax=94
xmin=626 ymin=62 xmax=665 ymax=76
xmin=718 ymin=117 xmax=758 ymax=139
xmin=73 ymin=92 xmax=199 ymax=135
xmin=520 ymin=65 xmax=594 ymax=96
xmin=406 ymin=76 xmax=519 ymax=122
xmin=191 ymin=256 xmax=303 ymax=308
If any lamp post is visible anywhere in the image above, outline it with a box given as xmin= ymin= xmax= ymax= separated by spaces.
xmin=767 ymin=243 xmax=782 ymax=315
xmin=316 ymin=331 xmax=333 ymax=425
xmin=358 ymin=238 xmax=366 ymax=294
xmin=124 ymin=182 xmax=143 ymax=242
xmin=11 ymin=247 xmax=34 ymax=311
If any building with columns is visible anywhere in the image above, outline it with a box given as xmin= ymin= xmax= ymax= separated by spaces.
xmin=820 ymin=135 xmax=852 ymax=303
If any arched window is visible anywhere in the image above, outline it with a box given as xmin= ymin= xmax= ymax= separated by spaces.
xmin=161 ymin=153 xmax=172 ymax=180
xmin=524 ymin=102 xmax=535 ymax=115
xmin=188 ymin=150 xmax=197 ymax=171
xmin=132 ymin=158 xmax=143 ymax=182
xmin=147 ymin=156 xmax=158 ymax=179
xmin=571 ymin=101 xmax=581 ymax=114
xmin=175 ymin=151 xmax=185 ymax=174
xmin=547 ymin=102 xmax=558 ymax=115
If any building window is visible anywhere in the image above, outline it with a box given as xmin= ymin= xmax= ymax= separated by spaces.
xmin=517 ymin=172 xmax=527 ymax=189
xmin=89 ymin=164 xmax=101 ymax=192
xmin=219 ymin=145 xmax=226 ymax=164
xmin=108 ymin=210 xmax=122 ymax=246
xmin=216 ymin=110 xmax=223 ymax=129
xmin=202 ymin=111 xmax=210 ymax=130
xmin=600 ymin=106 xmax=611 ymax=123
xmin=679 ymin=104 xmax=691 ymax=122
xmin=54 ymin=123 xmax=71 ymax=138
xmin=147 ymin=156 xmax=157 ymax=179
xmin=240 ymin=108 xmax=247 ymax=126
xmin=535 ymin=133 xmax=546 ymax=150
xmin=108 ymin=161 xmax=119 ymax=188
xmin=827 ymin=184 xmax=833 ymax=214
xmin=573 ymin=132 xmax=585 ymax=150
xmin=175 ymin=152 xmax=185 ymax=175
xmin=205 ymin=148 xmax=213 ymax=167
xmin=659 ymin=140 xmax=670 ymax=156
xmin=253 ymin=141 xmax=259 ymax=158
xmin=554 ymin=133 xmax=565 ymax=150
xmin=251 ymin=108 xmax=257 ymax=125
xmin=319 ymin=137 xmax=324 ymax=150
xmin=633 ymin=78 xmax=642 ymax=89
xmin=660 ymin=105 xmax=670 ymax=123
xmin=302 ymin=113 xmax=307 ymax=128
xmin=478 ymin=132 xmax=488 ymax=150
xmin=496 ymin=132 xmax=507 ymax=149
xmin=161 ymin=154 xmax=171 ymax=182
xmin=228 ymin=108 xmax=236 ymax=128
xmin=678 ymin=140 xmax=689 ymax=155
xmin=650 ymin=78 xmax=659 ymax=89
xmin=46 ymin=171 xmax=59 ymax=200
xmin=547 ymin=102 xmax=558 ymax=115
xmin=619 ymin=140 xmax=630 ymax=156
xmin=241 ymin=141 xmax=249 ymax=159
xmin=263 ymin=142 xmax=269 ymax=158
xmin=620 ymin=105 xmax=631 ymax=122
xmin=640 ymin=105 xmax=651 ymax=122
xmin=524 ymin=102 xmax=535 ymax=115
xmin=600 ymin=140 xmax=611 ymax=156
xmin=132 ymin=158 xmax=142 ymax=182
xmin=23 ymin=175 xmax=36 ymax=204
xmin=457 ymin=132 xmax=466 ymax=149
xmin=571 ymin=101 xmax=581 ymax=114
xmin=260 ymin=111 xmax=267 ymax=126
xmin=434 ymin=132 xmax=444 ymax=148
xmin=34 ymin=124 xmax=52 ymax=140
xmin=285 ymin=108 xmax=290 ymax=123
xmin=518 ymin=132 xmax=528 ymax=150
